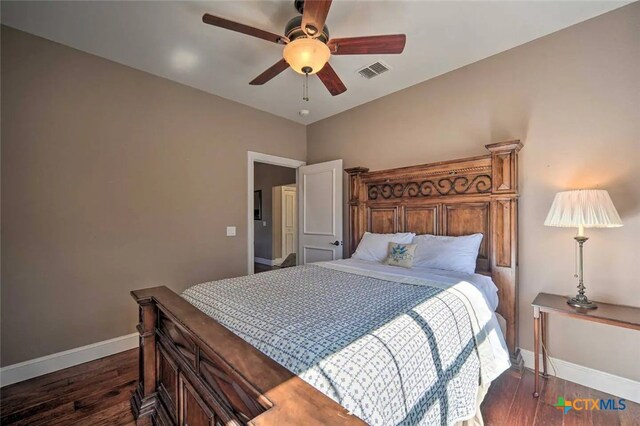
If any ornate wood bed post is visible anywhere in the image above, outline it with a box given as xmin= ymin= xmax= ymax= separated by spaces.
xmin=486 ymin=140 xmax=523 ymax=366
xmin=345 ymin=167 xmax=369 ymax=256
xmin=131 ymin=291 xmax=159 ymax=421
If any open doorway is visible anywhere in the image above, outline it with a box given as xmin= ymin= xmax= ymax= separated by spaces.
xmin=254 ymin=165 xmax=296 ymax=273
xmin=247 ymin=152 xmax=305 ymax=275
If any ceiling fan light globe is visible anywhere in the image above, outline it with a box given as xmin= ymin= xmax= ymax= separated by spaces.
xmin=283 ymin=38 xmax=331 ymax=75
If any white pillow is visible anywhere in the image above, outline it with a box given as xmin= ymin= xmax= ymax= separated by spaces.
xmin=352 ymin=232 xmax=416 ymax=262
xmin=412 ymin=233 xmax=483 ymax=274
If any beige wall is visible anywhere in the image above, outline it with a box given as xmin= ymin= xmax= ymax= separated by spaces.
xmin=1 ymin=26 xmax=306 ymax=366
xmin=253 ymin=163 xmax=296 ymax=260
xmin=308 ymin=4 xmax=640 ymax=381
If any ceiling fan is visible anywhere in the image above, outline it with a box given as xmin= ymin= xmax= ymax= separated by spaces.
xmin=202 ymin=0 xmax=406 ymax=98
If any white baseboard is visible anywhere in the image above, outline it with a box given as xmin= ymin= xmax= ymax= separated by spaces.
xmin=520 ymin=349 xmax=640 ymax=403
xmin=254 ymin=256 xmax=277 ymax=266
xmin=0 ymin=333 xmax=138 ymax=387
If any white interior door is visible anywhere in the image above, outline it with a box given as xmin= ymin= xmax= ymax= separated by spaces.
xmin=298 ymin=159 xmax=343 ymax=264
xmin=281 ymin=186 xmax=297 ymax=259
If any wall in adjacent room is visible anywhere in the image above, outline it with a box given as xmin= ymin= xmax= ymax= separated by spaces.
xmin=1 ymin=26 xmax=306 ymax=366
xmin=308 ymin=4 xmax=640 ymax=380
xmin=253 ymin=163 xmax=296 ymax=261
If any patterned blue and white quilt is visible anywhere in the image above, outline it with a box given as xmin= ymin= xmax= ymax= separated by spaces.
xmin=182 ymin=260 xmax=510 ymax=426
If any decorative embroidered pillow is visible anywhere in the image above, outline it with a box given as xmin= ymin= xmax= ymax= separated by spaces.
xmin=384 ymin=242 xmax=417 ymax=268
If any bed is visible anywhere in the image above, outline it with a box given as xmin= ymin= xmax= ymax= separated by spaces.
xmin=130 ymin=141 xmax=523 ymax=426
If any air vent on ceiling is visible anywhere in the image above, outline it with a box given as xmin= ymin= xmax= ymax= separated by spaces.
xmin=357 ymin=61 xmax=391 ymax=79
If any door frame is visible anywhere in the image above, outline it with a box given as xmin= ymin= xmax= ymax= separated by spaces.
xmin=247 ymin=152 xmax=305 ymax=275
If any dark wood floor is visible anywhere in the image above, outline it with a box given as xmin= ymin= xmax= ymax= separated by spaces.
xmin=480 ymin=368 xmax=639 ymax=425
xmin=254 ymin=262 xmax=278 ymax=273
xmin=1 ymin=349 xmax=637 ymax=425
xmin=1 ymin=349 xmax=138 ymax=425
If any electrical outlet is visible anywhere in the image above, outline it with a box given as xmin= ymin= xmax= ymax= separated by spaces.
xmin=263 ymin=221 xmax=267 ymax=227
xmin=226 ymin=226 xmax=236 ymax=237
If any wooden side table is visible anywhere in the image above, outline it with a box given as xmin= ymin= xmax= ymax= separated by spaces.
xmin=531 ymin=292 xmax=640 ymax=397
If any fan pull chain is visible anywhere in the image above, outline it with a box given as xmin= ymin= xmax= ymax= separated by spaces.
xmin=303 ymin=72 xmax=309 ymax=102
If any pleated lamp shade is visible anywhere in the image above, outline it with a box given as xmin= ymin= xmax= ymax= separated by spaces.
xmin=544 ymin=189 xmax=623 ymax=228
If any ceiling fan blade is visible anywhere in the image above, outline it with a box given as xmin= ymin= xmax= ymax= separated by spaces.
xmin=249 ymin=59 xmax=290 ymax=85
xmin=316 ymin=63 xmax=346 ymax=96
xmin=202 ymin=14 xmax=287 ymax=44
xmin=328 ymin=34 xmax=406 ymax=55
xmin=301 ymin=0 xmax=332 ymax=38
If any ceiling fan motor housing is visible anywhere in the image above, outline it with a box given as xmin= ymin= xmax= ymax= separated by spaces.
xmin=285 ymin=16 xmax=329 ymax=43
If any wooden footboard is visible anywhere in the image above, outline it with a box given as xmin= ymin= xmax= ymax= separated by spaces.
xmin=130 ymin=286 xmax=364 ymax=426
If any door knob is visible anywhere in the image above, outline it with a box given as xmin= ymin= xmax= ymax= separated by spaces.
xmin=330 ymin=240 xmax=340 ymax=246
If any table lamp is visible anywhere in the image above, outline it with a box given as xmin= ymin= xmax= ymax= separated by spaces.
xmin=544 ymin=189 xmax=623 ymax=309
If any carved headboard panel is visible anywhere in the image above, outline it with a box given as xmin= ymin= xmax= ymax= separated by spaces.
xmin=346 ymin=141 xmax=523 ymax=362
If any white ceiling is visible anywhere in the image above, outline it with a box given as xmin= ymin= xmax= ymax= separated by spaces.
xmin=1 ymin=1 xmax=629 ymax=124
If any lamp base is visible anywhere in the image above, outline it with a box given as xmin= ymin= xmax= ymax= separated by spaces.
xmin=567 ymin=296 xmax=597 ymax=310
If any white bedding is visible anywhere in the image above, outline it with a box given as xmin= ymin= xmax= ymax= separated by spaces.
xmin=329 ymin=258 xmax=500 ymax=312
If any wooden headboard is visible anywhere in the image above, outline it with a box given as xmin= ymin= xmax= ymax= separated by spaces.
xmin=345 ymin=140 xmax=522 ymax=363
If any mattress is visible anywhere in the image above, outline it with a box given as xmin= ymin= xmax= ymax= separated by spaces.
xmin=182 ymin=260 xmax=510 ymax=426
